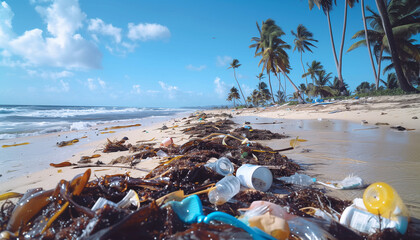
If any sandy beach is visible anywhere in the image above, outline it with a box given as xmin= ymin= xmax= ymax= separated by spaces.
xmin=1 ymin=94 xmax=420 ymax=237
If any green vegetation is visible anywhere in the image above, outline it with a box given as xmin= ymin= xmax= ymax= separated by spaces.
xmin=227 ymin=0 xmax=419 ymax=107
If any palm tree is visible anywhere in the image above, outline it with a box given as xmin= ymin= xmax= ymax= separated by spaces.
xmin=380 ymin=72 xmax=399 ymax=89
xmin=330 ymin=76 xmax=350 ymax=95
xmin=259 ymin=81 xmax=272 ymax=104
xmin=349 ymin=0 xmax=419 ymax=92
xmin=310 ymin=70 xmax=337 ymax=98
xmin=308 ymin=0 xmax=359 ymax=94
xmin=356 ymin=81 xmax=375 ymax=94
xmin=302 ymin=60 xmax=323 ymax=84
xmin=291 ymin=24 xmax=318 ymax=86
xmin=299 ymin=83 xmax=308 ymax=100
xmin=275 ymin=90 xmax=286 ymax=103
xmin=375 ymin=0 xmax=417 ymax=92
xmin=250 ymin=19 xmax=285 ymax=103
xmin=228 ymin=59 xmax=247 ymax=106
xmin=256 ymin=73 xmax=264 ymax=100
xmin=227 ymin=87 xmax=240 ymax=107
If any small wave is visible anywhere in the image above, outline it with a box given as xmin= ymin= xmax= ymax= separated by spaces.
xmin=70 ymin=122 xmax=93 ymax=131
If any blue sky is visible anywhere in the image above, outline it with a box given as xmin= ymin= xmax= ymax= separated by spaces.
xmin=0 ymin=0 xmax=383 ymax=107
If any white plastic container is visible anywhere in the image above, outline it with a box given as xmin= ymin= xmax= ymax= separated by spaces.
xmin=208 ymin=175 xmax=240 ymax=205
xmin=205 ymin=157 xmax=234 ymax=176
xmin=340 ymin=198 xmax=408 ymax=234
xmin=236 ymin=164 xmax=273 ymax=191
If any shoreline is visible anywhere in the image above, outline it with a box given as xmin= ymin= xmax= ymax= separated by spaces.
xmin=1 ymin=94 xmax=419 ymax=220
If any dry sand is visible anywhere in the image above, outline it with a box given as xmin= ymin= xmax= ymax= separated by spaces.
xmin=1 ymin=94 xmax=420 ymax=217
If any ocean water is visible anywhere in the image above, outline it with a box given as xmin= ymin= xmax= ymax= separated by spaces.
xmin=0 ymin=105 xmax=190 ymax=140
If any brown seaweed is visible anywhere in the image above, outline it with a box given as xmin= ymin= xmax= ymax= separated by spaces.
xmin=103 ymin=138 xmax=130 ymax=153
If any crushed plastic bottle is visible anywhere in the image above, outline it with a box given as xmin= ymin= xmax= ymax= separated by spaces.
xmin=277 ymin=173 xmax=316 ymax=186
xmin=288 ymin=217 xmax=336 ymax=240
xmin=205 ymin=157 xmax=234 ymax=176
xmin=208 ymin=175 xmax=240 ymax=205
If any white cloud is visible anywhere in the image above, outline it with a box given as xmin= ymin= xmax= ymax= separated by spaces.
xmin=0 ymin=1 xmax=14 ymax=47
xmin=87 ymin=77 xmax=106 ymax=91
xmin=186 ymin=64 xmax=206 ymax=71
xmin=158 ymin=81 xmax=178 ymax=99
xmin=127 ymin=23 xmax=170 ymax=41
xmin=2 ymin=0 xmax=102 ymax=69
xmin=88 ymin=18 xmax=121 ymax=43
xmin=27 ymin=69 xmax=73 ymax=79
xmin=216 ymin=56 xmax=233 ymax=67
xmin=45 ymin=79 xmax=69 ymax=92
xmin=214 ymin=77 xmax=229 ymax=98
xmin=132 ymin=84 xmax=141 ymax=94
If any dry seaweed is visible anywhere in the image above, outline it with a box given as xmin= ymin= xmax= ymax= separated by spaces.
xmin=182 ymin=119 xmax=235 ymax=137
xmin=103 ymin=138 xmax=131 ymax=153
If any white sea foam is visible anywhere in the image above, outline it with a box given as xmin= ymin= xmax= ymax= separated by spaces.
xmin=70 ymin=122 xmax=93 ymax=131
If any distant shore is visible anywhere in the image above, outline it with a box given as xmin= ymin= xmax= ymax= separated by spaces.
xmin=1 ymin=94 xmax=420 ymax=219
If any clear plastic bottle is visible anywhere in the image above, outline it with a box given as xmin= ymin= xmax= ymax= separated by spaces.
xmin=278 ymin=173 xmax=316 ymax=186
xmin=208 ymin=175 xmax=240 ymax=205
xmin=205 ymin=157 xmax=234 ymax=176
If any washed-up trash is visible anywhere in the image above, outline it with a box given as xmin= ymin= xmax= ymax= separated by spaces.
xmin=204 ymin=157 xmax=234 ymax=176
xmin=160 ymin=137 xmax=173 ymax=147
xmin=363 ymin=182 xmax=409 ymax=234
xmin=56 ymin=138 xmax=79 ymax=147
xmin=277 ymin=173 xmax=316 ymax=186
xmin=340 ymin=198 xmax=407 ymax=235
xmin=92 ymin=189 xmax=140 ymax=211
xmin=166 ymin=195 xmax=276 ymax=240
xmin=156 ymin=149 xmax=169 ymax=158
xmin=236 ymin=164 xmax=273 ymax=191
xmin=208 ymin=175 xmax=240 ymax=205
xmin=240 ymin=201 xmax=336 ymax=240
xmin=317 ymin=175 xmax=364 ymax=190
xmin=300 ymin=207 xmax=340 ymax=223
xmin=155 ymin=185 xmax=216 ymax=206
xmin=248 ymin=213 xmax=290 ymax=240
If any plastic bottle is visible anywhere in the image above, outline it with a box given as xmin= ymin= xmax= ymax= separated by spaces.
xmin=363 ymin=182 xmax=409 ymax=234
xmin=208 ymin=175 xmax=240 ymax=205
xmin=205 ymin=157 xmax=234 ymax=176
xmin=288 ymin=217 xmax=334 ymax=240
xmin=340 ymin=198 xmax=407 ymax=234
xmin=278 ymin=173 xmax=316 ymax=186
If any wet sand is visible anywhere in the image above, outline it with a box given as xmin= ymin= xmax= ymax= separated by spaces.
xmin=235 ymin=116 xmax=420 ymax=219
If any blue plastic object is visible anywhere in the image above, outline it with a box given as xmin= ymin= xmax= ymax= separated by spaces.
xmin=167 ymin=195 xmax=276 ymax=240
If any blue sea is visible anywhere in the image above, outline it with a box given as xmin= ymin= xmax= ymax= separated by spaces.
xmin=0 ymin=105 xmax=192 ymax=140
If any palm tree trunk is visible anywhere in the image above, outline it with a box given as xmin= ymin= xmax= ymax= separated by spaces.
xmin=234 ymin=68 xmax=248 ymax=106
xmin=375 ymin=0 xmax=418 ymax=92
xmin=300 ymin=52 xmax=308 ymax=86
xmin=279 ymin=68 xmax=305 ymax=103
xmin=376 ymin=45 xmax=384 ymax=87
xmin=338 ymin=0 xmax=348 ymax=91
xmin=326 ymin=11 xmax=340 ymax=77
xmin=361 ymin=0 xmax=379 ymax=89
xmin=268 ymin=72 xmax=275 ymax=103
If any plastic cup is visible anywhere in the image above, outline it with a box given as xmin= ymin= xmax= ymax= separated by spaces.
xmin=236 ymin=164 xmax=273 ymax=191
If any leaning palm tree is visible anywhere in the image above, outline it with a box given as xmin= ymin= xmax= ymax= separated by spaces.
xmin=228 ymin=59 xmax=247 ymax=106
xmin=360 ymin=0 xmax=378 ymax=88
xmin=302 ymin=60 xmax=323 ymax=85
xmin=349 ymin=0 xmax=419 ymax=91
xmin=374 ymin=0 xmax=417 ymax=92
xmin=227 ymin=87 xmax=240 ymax=107
xmin=291 ymin=24 xmax=318 ymax=86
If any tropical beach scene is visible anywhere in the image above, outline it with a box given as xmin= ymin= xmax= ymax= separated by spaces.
xmin=0 ymin=0 xmax=419 ymax=239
